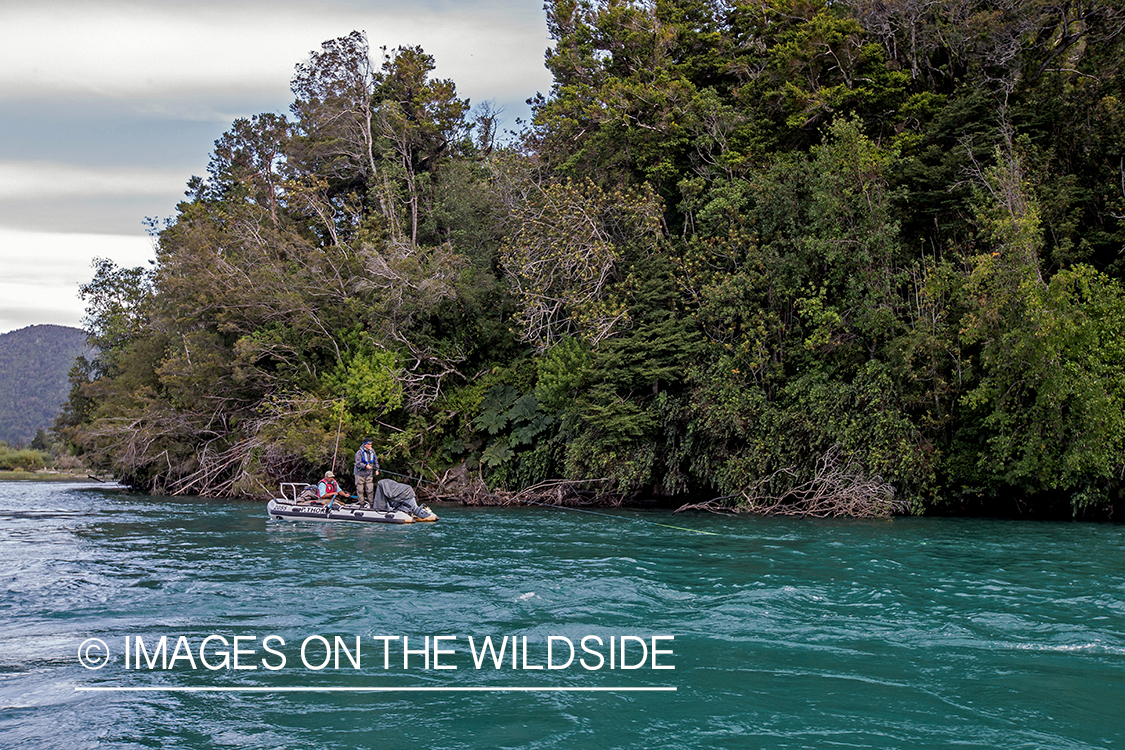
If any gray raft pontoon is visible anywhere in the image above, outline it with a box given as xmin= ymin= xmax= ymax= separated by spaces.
xmin=267 ymin=483 xmax=418 ymax=524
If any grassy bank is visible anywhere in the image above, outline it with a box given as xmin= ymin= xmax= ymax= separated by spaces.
xmin=0 ymin=470 xmax=100 ymax=482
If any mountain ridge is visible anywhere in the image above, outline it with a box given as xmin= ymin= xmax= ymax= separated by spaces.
xmin=0 ymin=324 xmax=89 ymax=445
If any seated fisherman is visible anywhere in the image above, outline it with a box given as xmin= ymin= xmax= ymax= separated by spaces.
xmin=369 ymin=478 xmax=438 ymax=521
xmin=317 ymin=471 xmax=351 ymax=504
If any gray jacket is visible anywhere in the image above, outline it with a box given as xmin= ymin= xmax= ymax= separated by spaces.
xmin=354 ymin=446 xmax=379 ymax=477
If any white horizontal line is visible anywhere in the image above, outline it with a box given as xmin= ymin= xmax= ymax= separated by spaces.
xmin=76 ymin=686 xmax=676 ymax=693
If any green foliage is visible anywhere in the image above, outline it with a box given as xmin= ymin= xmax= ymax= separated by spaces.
xmin=473 ymin=385 xmax=519 ymax=436
xmin=470 ymin=383 xmax=558 ymax=487
xmin=79 ymin=259 xmax=154 ymax=373
xmin=956 ymin=264 xmax=1125 ymax=510
xmin=63 ymin=6 xmax=1125 ymax=516
xmin=557 ymin=252 xmax=703 ymax=494
xmin=0 ymin=447 xmax=51 ymax=472
xmin=535 ymin=337 xmax=591 ymax=413
xmin=500 ymin=179 xmax=663 ymax=350
xmin=323 ymin=348 xmax=402 ymax=416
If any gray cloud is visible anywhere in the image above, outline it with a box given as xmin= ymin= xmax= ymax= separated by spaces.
xmin=0 ymin=162 xmax=186 ymax=199
xmin=0 ymin=0 xmax=553 ymax=333
xmin=0 ymin=228 xmax=154 ymax=333
xmin=1 ymin=1 xmax=551 ymax=103
xmin=0 ymin=196 xmax=179 ymax=236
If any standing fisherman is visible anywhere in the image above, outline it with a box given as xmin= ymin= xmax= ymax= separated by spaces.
xmin=354 ymin=438 xmax=380 ymax=508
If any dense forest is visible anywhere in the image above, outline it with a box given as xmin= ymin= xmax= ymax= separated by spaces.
xmin=0 ymin=325 xmax=89 ymax=445
xmin=60 ymin=0 xmax=1125 ymax=518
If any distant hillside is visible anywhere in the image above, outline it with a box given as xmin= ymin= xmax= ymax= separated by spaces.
xmin=0 ymin=325 xmax=90 ymax=445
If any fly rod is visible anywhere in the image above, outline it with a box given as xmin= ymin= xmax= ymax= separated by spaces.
xmin=330 ymin=392 xmax=345 ymax=472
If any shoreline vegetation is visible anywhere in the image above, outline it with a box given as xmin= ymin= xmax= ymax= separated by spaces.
xmin=0 ymin=470 xmax=101 ymax=482
xmin=56 ymin=2 xmax=1125 ymax=520
xmin=0 ymin=441 xmax=87 ymax=479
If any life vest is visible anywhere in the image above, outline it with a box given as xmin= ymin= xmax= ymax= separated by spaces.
xmin=355 ymin=448 xmax=377 ymax=473
xmin=318 ymin=478 xmax=340 ymax=498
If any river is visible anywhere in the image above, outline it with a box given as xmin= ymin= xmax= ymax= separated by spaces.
xmin=1 ymin=480 xmax=1122 ymax=749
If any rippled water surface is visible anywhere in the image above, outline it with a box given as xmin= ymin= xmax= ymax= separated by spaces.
xmin=1 ymin=481 xmax=1123 ymax=749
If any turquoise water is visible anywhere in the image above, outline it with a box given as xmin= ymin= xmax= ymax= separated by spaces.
xmin=1 ymin=481 xmax=1123 ymax=749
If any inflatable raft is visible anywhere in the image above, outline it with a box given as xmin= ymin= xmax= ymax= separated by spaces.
xmin=267 ymin=483 xmax=435 ymax=524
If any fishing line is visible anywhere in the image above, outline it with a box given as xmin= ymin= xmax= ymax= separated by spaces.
xmin=518 ymin=498 xmax=722 ymax=536
xmin=381 ymin=470 xmax=720 ymax=535
xmin=381 ymin=469 xmax=438 ymax=486
xmin=330 ymin=392 xmax=345 ymax=471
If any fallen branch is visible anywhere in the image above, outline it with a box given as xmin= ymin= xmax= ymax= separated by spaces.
xmin=677 ymin=445 xmax=901 ymax=518
xmin=419 ymin=472 xmax=613 ymax=507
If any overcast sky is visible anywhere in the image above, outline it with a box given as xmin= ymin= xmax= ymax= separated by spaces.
xmin=0 ymin=0 xmax=553 ymax=333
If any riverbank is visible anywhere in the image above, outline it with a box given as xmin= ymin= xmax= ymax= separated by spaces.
xmin=12 ymin=469 xmax=1117 ymax=521
xmin=0 ymin=469 xmax=101 ymax=482
xmin=421 ymin=479 xmax=1123 ymax=522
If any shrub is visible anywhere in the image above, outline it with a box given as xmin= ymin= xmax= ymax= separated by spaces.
xmin=0 ymin=447 xmax=51 ymax=472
